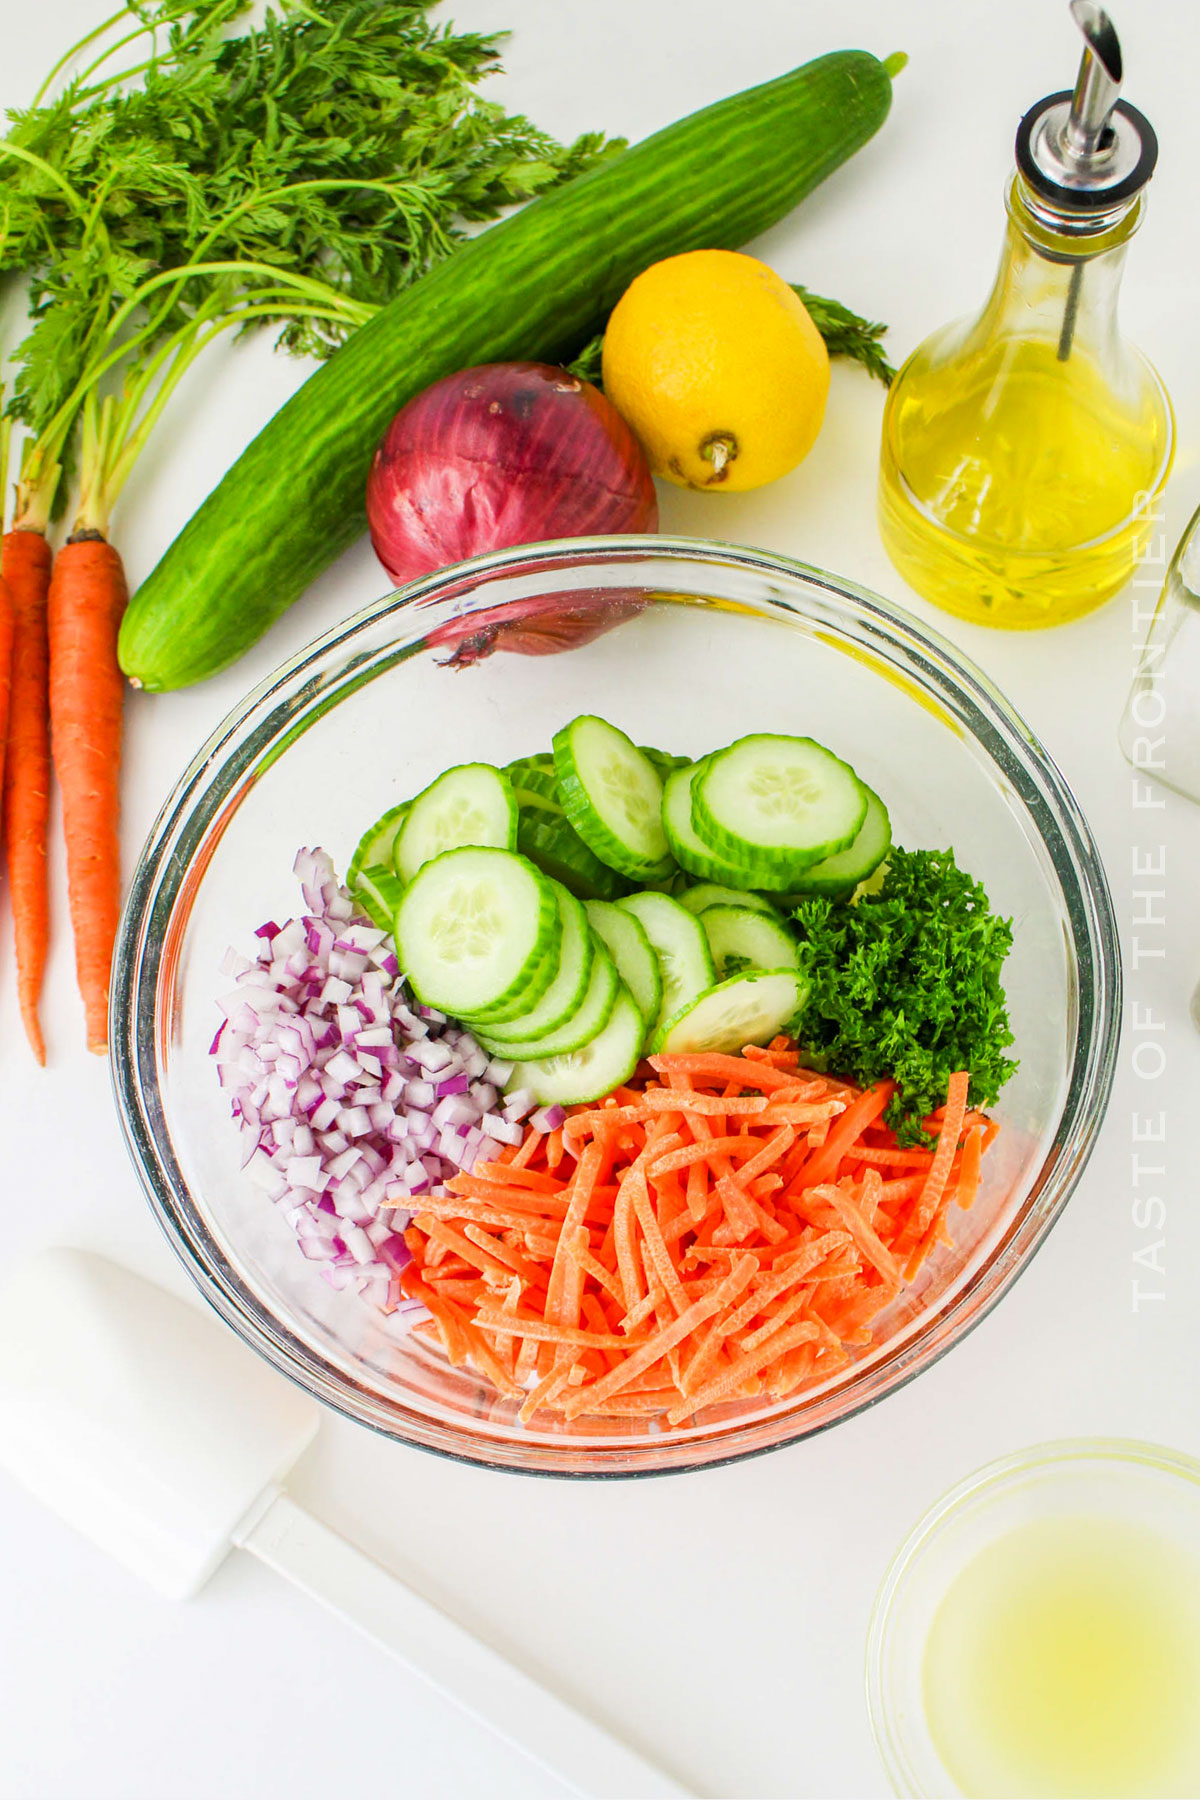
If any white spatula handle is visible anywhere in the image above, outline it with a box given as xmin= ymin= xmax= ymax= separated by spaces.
xmin=236 ymin=1492 xmax=688 ymax=1799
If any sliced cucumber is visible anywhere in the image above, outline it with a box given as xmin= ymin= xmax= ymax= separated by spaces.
xmin=503 ymin=754 xmax=563 ymax=815
xmin=700 ymin=904 xmax=802 ymax=979
xmin=353 ymin=862 xmax=407 ymax=933
xmin=507 ymin=986 xmax=644 ymax=1108
xmin=640 ymin=745 xmax=691 ymax=780
xmin=347 ymin=801 xmax=409 ymax=887
xmin=471 ymin=890 xmax=594 ymax=1044
xmin=617 ymin=890 xmax=715 ymax=1032
xmin=395 ymin=848 xmax=559 ymax=1020
xmin=692 ymin=735 xmax=867 ymax=883
xmin=585 ymin=899 xmax=662 ymax=1027
xmin=781 ymin=785 xmax=892 ymax=900
xmin=394 ymin=763 xmax=517 ymax=885
xmin=677 ymin=882 xmax=783 ymax=919
xmin=516 ymin=812 xmax=632 ymax=902
xmin=553 ymin=715 xmax=674 ymax=882
xmin=652 ymin=969 xmax=808 ymax=1057
xmin=661 ymin=762 xmax=763 ymax=890
xmin=478 ymin=937 xmax=618 ymax=1060
xmin=853 ymin=857 xmax=891 ymax=901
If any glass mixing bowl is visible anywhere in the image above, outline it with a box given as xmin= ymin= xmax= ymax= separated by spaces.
xmin=110 ymin=536 xmax=1120 ymax=1476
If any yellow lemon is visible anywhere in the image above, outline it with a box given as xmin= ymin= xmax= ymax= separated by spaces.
xmin=601 ymin=249 xmax=830 ymax=493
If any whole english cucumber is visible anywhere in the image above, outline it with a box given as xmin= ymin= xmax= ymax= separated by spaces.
xmin=120 ymin=50 xmax=899 ymax=690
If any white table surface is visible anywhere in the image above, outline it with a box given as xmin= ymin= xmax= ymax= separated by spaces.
xmin=3 ymin=3 xmax=1199 ymax=1796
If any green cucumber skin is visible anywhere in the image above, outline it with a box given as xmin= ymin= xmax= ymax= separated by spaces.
xmin=119 ymin=52 xmax=895 ymax=690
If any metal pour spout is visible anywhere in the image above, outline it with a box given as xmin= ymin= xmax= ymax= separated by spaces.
xmin=1062 ymin=3 xmax=1123 ymax=165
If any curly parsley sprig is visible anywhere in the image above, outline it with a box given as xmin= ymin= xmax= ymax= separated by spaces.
xmin=790 ymin=847 xmax=1017 ymax=1146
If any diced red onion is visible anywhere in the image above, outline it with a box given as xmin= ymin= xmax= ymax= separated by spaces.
xmin=213 ymin=846 xmax=530 ymax=1330
xmin=530 ymin=1105 xmax=566 ymax=1133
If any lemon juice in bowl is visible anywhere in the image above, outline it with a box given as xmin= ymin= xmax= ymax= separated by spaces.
xmin=868 ymin=1441 xmax=1200 ymax=1799
xmin=923 ymin=1512 xmax=1200 ymax=1796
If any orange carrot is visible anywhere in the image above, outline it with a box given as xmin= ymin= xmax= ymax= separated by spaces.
xmin=955 ymin=1124 xmax=986 ymax=1212
xmin=649 ymin=1052 xmax=803 ymax=1092
xmin=796 ymin=1081 xmax=895 ymax=1188
xmin=402 ymin=1055 xmax=998 ymax=1426
xmin=808 ymin=1183 xmax=904 ymax=1287
xmin=0 ymin=576 xmax=13 ymax=839
xmin=895 ymin=1070 xmax=971 ymax=1259
xmin=46 ymin=533 xmax=128 ymax=1053
xmin=1 ymin=529 xmax=53 ymax=1061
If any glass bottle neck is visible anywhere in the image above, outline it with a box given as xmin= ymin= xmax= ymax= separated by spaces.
xmin=964 ymin=176 xmax=1142 ymax=369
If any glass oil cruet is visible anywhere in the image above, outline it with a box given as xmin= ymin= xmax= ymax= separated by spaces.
xmin=878 ymin=3 xmax=1174 ymax=629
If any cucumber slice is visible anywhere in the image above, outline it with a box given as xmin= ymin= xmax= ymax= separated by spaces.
xmin=347 ymin=801 xmax=410 ymax=887
xmin=617 ymin=890 xmax=715 ymax=1032
xmin=652 ymin=969 xmax=808 ymax=1057
xmin=852 ymin=857 xmax=891 ymax=902
xmin=395 ymin=763 xmax=517 ymax=885
xmin=553 ymin=715 xmax=674 ymax=882
xmin=516 ymin=812 xmax=631 ymax=902
xmin=781 ymin=786 xmax=892 ymax=900
xmin=503 ymin=754 xmax=563 ymax=815
xmin=585 ymin=899 xmax=662 ymax=1027
xmin=677 ymin=882 xmax=783 ymax=919
xmin=640 ymin=745 xmax=691 ymax=780
xmin=661 ymin=762 xmax=764 ymax=890
xmin=478 ymin=937 xmax=618 ymax=1060
xmin=507 ymin=986 xmax=644 ymax=1107
xmin=504 ymin=752 xmax=557 ymax=779
xmin=693 ymin=735 xmax=867 ymax=882
xmin=470 ymin=890 xmax=594 ymax=1044
xmin=700 ymin=905 xmax=802 ymax=978
xmin=395 ymin=848 xmax=559 ymax=1020
xmin=352 ymin=862 xmax=406 ymax=933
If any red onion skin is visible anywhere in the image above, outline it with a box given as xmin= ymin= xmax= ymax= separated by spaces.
xmin=367 ymin=362 xmax=658 ymax=589
xmin=428 ymin=588 xmax=650 ymax=668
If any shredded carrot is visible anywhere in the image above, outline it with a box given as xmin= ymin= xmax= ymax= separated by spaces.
xmin=401 ymin=1056 xmax=995 ymax=1425
xmin=956 ymin=1124 xmax=985 ymax=1212
xmin=895 ymin=1070 xmax=971 ymax=1259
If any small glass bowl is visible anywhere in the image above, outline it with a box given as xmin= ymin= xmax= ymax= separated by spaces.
xmin=110 ymin=536 xmax=1120 ymax=1475
xmin=866 ymin=1438 xmax=1200 ymax=1797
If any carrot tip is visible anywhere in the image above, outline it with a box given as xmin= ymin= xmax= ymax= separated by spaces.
xmin=20 ymin=1009 xmax=46 ymax=1065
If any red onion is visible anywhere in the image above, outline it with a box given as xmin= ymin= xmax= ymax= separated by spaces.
xmin=211 ymin=847 xmax=553 ymax=1325
xmin=367 ymin=362 xmax=658 ymax=587
xmin=426 ymin=587 xmax=650 ymax=669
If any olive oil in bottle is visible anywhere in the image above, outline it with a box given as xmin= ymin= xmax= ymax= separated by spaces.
xmin=879 ymin=4 xmax=1173 ymax=628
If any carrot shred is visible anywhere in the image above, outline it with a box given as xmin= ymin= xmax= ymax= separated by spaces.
xmin=955 ymin=1124 xmax=986 ymax=1212
xmin=894 ymin=1070 xmax=971 ymax=1258
xmin=510 ymin=1130 xmax=542 ymax=1169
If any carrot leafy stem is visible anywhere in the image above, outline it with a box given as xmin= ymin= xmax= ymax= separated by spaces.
xmin=0 ymin=0 xmax=621 ymax=527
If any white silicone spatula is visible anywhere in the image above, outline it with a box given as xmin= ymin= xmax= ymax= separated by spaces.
xmin=0 ymin=1248 xmax=687 ymax=1799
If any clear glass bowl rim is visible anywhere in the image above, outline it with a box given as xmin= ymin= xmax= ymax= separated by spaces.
xmin=864 ymin=1436 xmax=1200 ymax=1797
xmin=109 ymin=533 xmax=1122 ymax=1478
